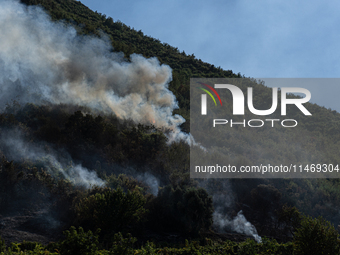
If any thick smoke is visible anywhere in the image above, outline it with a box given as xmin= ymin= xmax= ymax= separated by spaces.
xmin=213 ymin=210 xmax=262 ymax=243
xmin=0 ymin=129 xmax=105 ymax=189
xmin=0 ymin=0 xmax=188 ymax=142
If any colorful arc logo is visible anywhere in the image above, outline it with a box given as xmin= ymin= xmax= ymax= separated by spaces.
xmin=197 ymin=82 xmax=222 ymax=115
xmin=197 ymin=82 xmax=222 ymax=106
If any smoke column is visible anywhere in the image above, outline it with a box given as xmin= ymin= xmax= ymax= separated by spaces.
xmin=0 ymin=0 xmax=188 ymax=142
xmin=213 ymin=210 xmax=262 ymax=243
xmin=202 ymin=180 xmax=262 ymax=243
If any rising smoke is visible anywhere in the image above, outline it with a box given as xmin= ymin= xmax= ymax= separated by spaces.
xmin=0 ymin=129 xmax=105 ymax=189
xmin=0 ymin=0 xmax=188 ymax=142
xmin=213 ymin=210 xmax=262 ymax=243
xmin=200 ymin=180 xmax=262 ymax=243
xmin=0 ymin=0 xmax=188 ymax=194
xmin=1 ymin=1 xmax=260 ymax=239
xmin=136 ymin=172 xmax=159 ymax=196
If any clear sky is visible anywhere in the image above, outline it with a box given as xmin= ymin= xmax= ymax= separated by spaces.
xmin=79 ymin=0 xmax=340 ymax=111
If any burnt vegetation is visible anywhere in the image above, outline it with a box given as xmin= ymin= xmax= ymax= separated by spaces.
xmin=0 ymin=0 xmax=339 ymax=253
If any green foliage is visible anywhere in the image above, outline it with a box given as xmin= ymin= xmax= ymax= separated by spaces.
xmin=18 ymin=241 xmax=43 ymax=252
xmin=75 ymin=187 xmax=147 ymax=235
xmin=236 ymin=238 xmax=294 ymax=255
xmin=293 ymin=215 xmax=340 ymax=255
xmin=64 ymin=110 xmax=105 ymax=145
xmin=0 ymin=237 xmax=296 ymax=255
xmin=277 ymin=205 xmax=302 ymax=237
xmin=119 ymin=124 xmax=168 ymax=165
xmin=110 ymin=232 xmax=136 ymax=255
xmin=105 ymin=174 xmax=149 ymax=193
xmin=250 ymin=184 xmax=282 ymax=227
xmin=151 ymin=185 xmax=213 ymax=234
xmin=135 ymin=237 xmax=294 ymax=255
xmin=0 ymin=242 xmax=58 ymax=254
xmin=0 ymin=236 xmax=5 ymax=252
xmin=59 ymin=226 xmax=100 ymax=255
xmin=251 ymin=184 xmax=282 ymax=210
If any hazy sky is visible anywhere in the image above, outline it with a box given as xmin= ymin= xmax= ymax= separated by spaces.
xmin=79 ymin=0 xmax=340 ymax=111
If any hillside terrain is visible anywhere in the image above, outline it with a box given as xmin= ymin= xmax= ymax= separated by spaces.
xmin=0 ymin=0 xmax=339 ymax=254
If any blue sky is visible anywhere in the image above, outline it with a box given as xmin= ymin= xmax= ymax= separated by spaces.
xmin=79 ymin=0 xmax=340 ymax=111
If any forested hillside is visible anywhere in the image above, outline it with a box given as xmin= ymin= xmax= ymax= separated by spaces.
xmin=0 ymin=0 xmax=339 ymax=254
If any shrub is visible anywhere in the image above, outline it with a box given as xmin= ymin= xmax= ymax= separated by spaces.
xmin=277 ymin=204 xmax=302 ymax=238
xmin=18 ymin=241 xmax=42 ymax=251
xmin=293 ymin=215 xmax=340 ymax=255
xmin=0 ymin=236 xmax=5 ymax=252
xmin=59 ymin=226 xmax=100 ymax=255
xmin=151 ymin=185 xmax=213 ymax=234
xmin=251 ymin=184 xmax=281 ymax=213
xmin=110 ymin=232 xmax=136 ymax=255
xmin=75 ymin=187 xmax=147 ymax=235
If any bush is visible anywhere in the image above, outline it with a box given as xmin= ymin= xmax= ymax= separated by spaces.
xmin=251 ymin=184 xmax=281 ymax=213
xmin=110 ymin=232 xmax=136 ymax=255
xmin=0 ymin=236 xmax=5 ymax=252
xmin=293 ymin=215 xmax=340 ymax=255
xmin=277 ymin=204 xmax=302 ymax=238
xmin=59 ymin=226 xmax=100 ymax=255
xmin=151 ymin=185 xmax=213 ymax=234
xmin=75 ymin=187 xmax=147 ymax=235
xmin=18 ymin=241 xmax=42 ymax=252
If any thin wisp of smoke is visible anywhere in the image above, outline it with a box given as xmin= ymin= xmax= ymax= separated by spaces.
xmin=0 ymin=129 xmax=105 ymax=189
xmin=136 ymin=172 xmax=159 ymax=196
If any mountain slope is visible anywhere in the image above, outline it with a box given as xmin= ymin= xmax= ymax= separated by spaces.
xmin=0 ymin=0 xmax=338 ymax=250
xmin=16 ymin=0 xmax=340 ymax=226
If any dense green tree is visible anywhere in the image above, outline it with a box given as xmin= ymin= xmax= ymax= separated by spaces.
xmin=150 ymin=185 xmax=213 ymax=234
xmin=75 ymin=187 xmax=148 ymax=236
xmin=59 ymin=227 xmax=100 ymax=255
xmin=293 ymin=215 xmax=340 ymax=255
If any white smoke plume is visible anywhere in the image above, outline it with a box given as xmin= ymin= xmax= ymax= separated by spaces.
xmin=213 ymin=210 xmax=262 ymax=243
xmin=0 ymin=129 xmax=105 ymax=189
xmin=203 ymin=180 xmax=262 ymax=243
xmin=0 ymin=0 xmax=189 ymax=142
xmin=136 ymin=172 xmax=159 ymax=196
